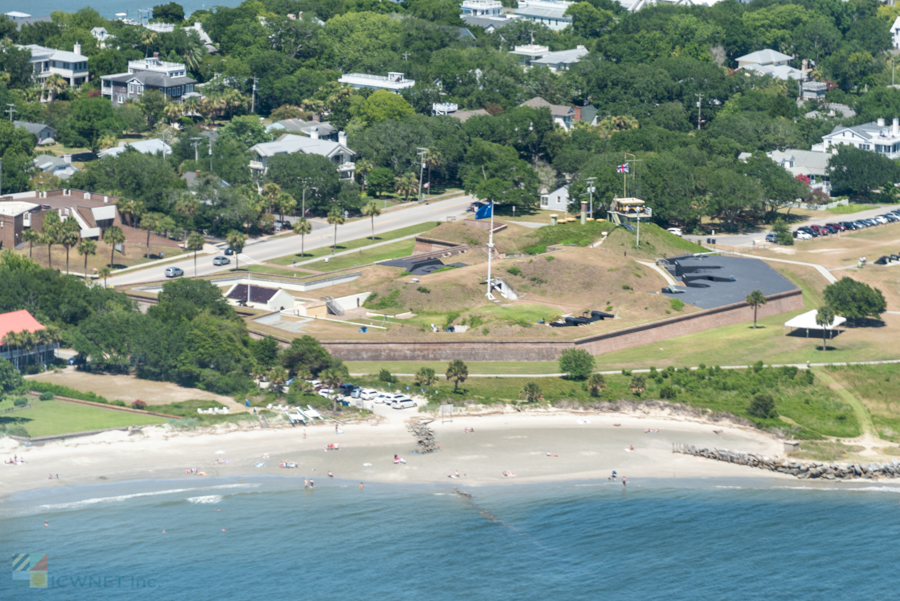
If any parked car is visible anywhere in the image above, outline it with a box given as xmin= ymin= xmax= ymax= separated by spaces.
xmin=224 ymin=247 xmax=237 ymax=255
xmin=882 ymin=214 xmax=899 ymax=223
xmin=839 ymin=221 xmax=857 ymax=230
xmin=213 ymin=256 xmax=231 ymax=266
xmin=352 ymin=388 xmax=378 ymax=400
xmin=165 ymin=267 xmax=184 ymax=278
xmin=864 ymin=218 xmax=878 ymax=227
xmin=874 ymin=216 xmax=889 ymax=225
xmin=666 ymin=227 xmax=683 ymax=237
xmin=391 ymin=397 xmax=417 ymax=409
xmin=765 ymin=232 xmax=778 ymax=243
xmin=317 ymin=388 xmax=336 ymax=398
xmin=467 ymin=201 xmax=488 ymax=212
xmin=376 ymin=393 xmax=404 ymax=404
xmin=825 ymin=223 xmax=845 ymax=231
xmin=809 ymin=225 xmax=827 ymax=235
xmin=794 ymin=231 xmax=812 ymax=240
xmin=798 ymin=226 xmax=818 ymax=237
xmin=821 ymin=226 xmax=838 ymax=234
xmin=339 ymin=383 xmax=357 ymax=395
xmin=305 ymin=379 xmax=321 ymax=388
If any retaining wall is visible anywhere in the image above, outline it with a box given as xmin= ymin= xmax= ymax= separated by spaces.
xmin=322 ymin=289 xmax=804 ymax=362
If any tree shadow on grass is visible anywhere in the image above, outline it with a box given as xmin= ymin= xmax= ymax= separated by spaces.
xmin=747 ymin=326 xmax=768 ymax=330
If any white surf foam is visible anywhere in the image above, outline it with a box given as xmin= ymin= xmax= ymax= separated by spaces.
xmin=187 ymin=495 xmax=222 ymax=504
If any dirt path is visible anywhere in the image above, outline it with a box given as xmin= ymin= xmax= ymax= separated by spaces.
xmin=815 ymin=369 xmax=876 ymax=437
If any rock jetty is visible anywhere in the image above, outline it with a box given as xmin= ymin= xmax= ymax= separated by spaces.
xmin=674 ymin=443 xmax=900 ymax=480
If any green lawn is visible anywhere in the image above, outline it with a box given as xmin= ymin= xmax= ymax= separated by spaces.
xmin=314 ymin=239 xmax=416 ymax=272
xmin=270 ymin=222 xmax=439 ymax=266
xmin=827 ymin=204 xmax=879 ymax=214
xmin=604 ymin=223 xmax=707 ymax=260
xmin=243 ymin=265 xmax=316 ymax=277
xmin=0 ymin=399 xmax=163 ymax=437
xmin=346 ymin=360 xmax=562 ymax=375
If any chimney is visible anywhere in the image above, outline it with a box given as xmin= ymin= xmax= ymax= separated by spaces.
xmin=878 ymin=117 xmax=885 ymax=127
xmin=801 ymin=58 xmax=808 ymax=72
xmin=894 ymin=118 xmax=899 ymax=136
xmin=338 ymin=131 xmax=347 ymax=146
xmin=310 ymin=127 xmax=319 ymax=140
xmin=153 ymin=52 xmax=159 ymax=59
xmin=63 ymin=154 xmax=71 ymax=164
xmin=74 ymin=42 xmax=81 ymax=56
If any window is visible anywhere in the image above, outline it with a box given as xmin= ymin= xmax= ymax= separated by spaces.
xmin=128 ymin=84 xmax=133 ymax=93
xmin=541 ymin=196 xmax=549 ymax=207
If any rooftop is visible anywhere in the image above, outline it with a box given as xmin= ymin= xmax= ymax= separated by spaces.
xmin=226 ymin=284 xmax=282 ymax=304
xmin=0 ymin=310 xmax=45 ymax=345
xmin=18 ymin=44 xmax=88 ymax=63
xmin=521 ymin=97 xmax=575 ymax=116
xmin=98 ymin=138 xmax=173 ymax=158
xmin=532 ymin=47 xmax=588 ymax=66
xmin=250 ymin=134 xmax=353 ymax=159
xmin=0 ymin=201 xmax=38 ymax=216
xmin=14 ymin=121 xmax=54 ymax=136
xmin=338 ymin=72 xmax=415 ymax=89
xmin=461 ymin=15 xmax=512 ymax=29
xmin=736 ymin=49 xmax=793 ymax=65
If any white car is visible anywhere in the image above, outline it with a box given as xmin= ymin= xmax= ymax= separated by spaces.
xmin=874 ymin=216 xmax=888 ymax=224
xmin=317 ymin=388 xmax=336 ymax=398
xmin=666 ymin=227 xmax=683 ymax=237
xmin=391 ymin=397 xmax=417 ymax=409
xmin=353 ymin=388 xmax=378 ymax=400
xmin=306 ymin=379 xmax=321 ymax=388
xmin=794 ymin=231 xmax=812 ymax=240
xmin=376 ymin=393 xmax=404 ymax=404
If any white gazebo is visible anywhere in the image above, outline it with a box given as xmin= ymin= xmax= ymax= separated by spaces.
xmin=783 ymin=309 xmax=846 ymax=338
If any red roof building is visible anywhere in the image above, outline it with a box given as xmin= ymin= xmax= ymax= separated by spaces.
xmin=0 ymin=310 xmax=46 ymax=346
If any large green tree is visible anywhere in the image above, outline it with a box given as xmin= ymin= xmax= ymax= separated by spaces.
xmin=828 ymin=145 xmax=900 ymax=199
xmin=823 ymin=277 xmax=887 ymax=324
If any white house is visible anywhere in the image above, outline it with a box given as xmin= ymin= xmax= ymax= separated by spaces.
xmin=510 ymin=45 xmax=587 ymax=71
xmin=249 ymin=131 xmax=355 ymax=179
xmin=32 ymin=155 xmax=78 ymax=180
xmin=512 ymin=0 xmax=573 ymax=31
xmin=765 ymin=149 xmax=831 ymax=195
xmin=266 ymin=119 xmax=338 ymax=141
xmin=100 ymin=56 xmax=197 ymax=107
xmin=461 ymin=0 xmax=503 ymax=17
xmin=17 ymin=43 xmax=89 ymax=91
xmin=735 ymin=49 xmax=805 ymax=81
xmin=892 ymin=16 xmax=900 ymax=49
xmin=613 ymin=0 xmax=722 ymax=11
xmin=338 ymin=72 xmax=415 ymax=93
xmin=540 ymin=185 xmax=569 ymax=212
xmin=816 ymin=118 xmax=900 ymax=159
xmin=98 ymin=138 xmax=173 ymax=158
xmin=90 ymin=27 xmax=111 ymax=47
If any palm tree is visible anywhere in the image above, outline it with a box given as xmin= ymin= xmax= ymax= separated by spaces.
xmin=117 ymin=199 xmax=138 ymax=227
xmin=44 ymin=73 xmax=68 ymax=102
xmin=362 ymin=201 xmax=381 ymax=241
xmin=519 ymin=381 xmax=544 ymax=404
xmin=327 ymin=208 xmax=346 ymax=250
xmin=423 ymin=149 xmax=443 ymax=196
xmin=394 ymin=172 xmax=418 ymax=202
xmin=181 ymin=42 xmax=205 ymax=73
xmin=102 ymin=226 xmax=125 ymax=268
xmin=174 ymin=193 xmax=200 ymax=241
xmin=22 ymin=229 xmax=40 ymax=258
xmin=263 ymin=183 xmax=281 ymax=215
xmin=746 ymin=290 xmax=767 ymax=329
xmin=355 ymin=159 xmax=373 ymax=195
xmin=186 ymin=232 xmax=205 ymax=276
xmin=59 ymin=217 xmax=81 ymax=274
xmin=163 ymin=102 xmax=183 ymax=125
xmin=446 ymin=359 xmax=468 ymax=393
xmin=816 ymin=306 xmax=835 ymax=351
xmin=226 ymin=230 xmax=247 ymax=270
xmin=183 ymin=95 xmax=202 ymax=120
xmin=2 ymin=332 xmax=22 ymax=370
xmin=587 ymin=373 xmax=606 ymax=397
xmin=141 ymin=31 xmax=158 ymax=57
xmin=77 ymin=238 xmax=97 ymax=281
xmin=292 ymin=218 xmax=312 ymax=257
xmin=140 ymin=212 xmax=163 ymax=258
xmin=275 ymin=193 xmax=296 ymax=224
xmin=98 ymin=266 xmax=111 ymax=287
xmin=41 ymin=210 xmax=61 ymax=270
xmin=320 ymin=366 xmax=346 ymax=412
xmin=267 ymin=366 xmax=288 ymax=396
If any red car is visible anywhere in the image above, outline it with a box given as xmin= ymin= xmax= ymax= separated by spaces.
xmin=825 ymin=223 xmax=845 ymax=231
xmin=809 ymin=224 xmax=827 ymax=235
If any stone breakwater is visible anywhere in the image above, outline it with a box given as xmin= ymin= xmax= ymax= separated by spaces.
xmin=674 ymin=444 xmax=900 ymax=480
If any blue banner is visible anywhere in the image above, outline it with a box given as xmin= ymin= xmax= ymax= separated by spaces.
xmin=475 ymin=202 xmax=493 ymax=220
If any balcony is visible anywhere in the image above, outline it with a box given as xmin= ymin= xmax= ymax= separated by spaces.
xmin=249 ymin=160 xmax=265 ymax=171
xmin=337 ymin=162 xmax=356 ymax=178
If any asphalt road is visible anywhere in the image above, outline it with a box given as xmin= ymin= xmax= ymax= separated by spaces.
xmin=685 ymin=204 xmax=894 ymax=247
xmin=107 ymin=194 xmax=475 ymax=287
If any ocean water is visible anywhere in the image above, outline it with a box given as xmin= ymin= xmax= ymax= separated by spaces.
xmin=2 ymin=476 xmax=900 ymax=599
xmin=3 ymin=0 xmax=243 ymax=20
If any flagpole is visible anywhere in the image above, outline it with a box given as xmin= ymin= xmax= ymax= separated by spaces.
xmin=486 ymin=201 xmax=494 ymax=299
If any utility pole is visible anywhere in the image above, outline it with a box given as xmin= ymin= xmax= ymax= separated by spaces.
xmin=209 ymin=142 xmax=213 ymax=172
xmin=486 ymin=201 xmax=495 ymax=299
xmin=416 ymin=147 xmax=428 ymax=202
xmin=5 ymin=104 xmax=16 ymax=122
xmin=402 ymin=52 xmax=410 ymax=61
xmin=585 ymin=176 xmax=596 ymax=218
xmin=695 ymin=93 xmax=702 ymax=130
xmin=190 ymin=137 xmax=201 ymax=162
xmin=250 ymin=77 xmax=258 ymax=114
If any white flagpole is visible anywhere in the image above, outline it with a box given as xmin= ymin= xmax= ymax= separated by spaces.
xmin=486 ymin=201 xmax=494 ymax=299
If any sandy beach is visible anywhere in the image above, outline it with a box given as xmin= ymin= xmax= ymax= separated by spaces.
xmin=0 ymin=405 xmax=798 ymax=499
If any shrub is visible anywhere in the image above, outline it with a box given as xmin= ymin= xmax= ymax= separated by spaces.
xmin=132 ymin=400 xmax=147 ymax=410
xmin=13 ymin=397 xmax=28 ymax=407
xmin=415 ymin=367 xmax=437 ymax=386
xmin=622 ymin=284 xmax=631 ymax=291
xmin=482 ymin=327 xmax=490 ymax=335
xmin=559 ymin=348 xmax=595 ymax=380
xmin=39 ymin=391 xmax=54 ymax=401
xmin=29 ymin=382 xmax=110 ymax=404
xmin=605 ymin=305 xmax=613 ymax=311
xmin=545 ymin=255 xmax=555 ymax=261
xmin=587 ymin=373 xmax=606 ymax=396
xmin=630 ymin=374 xmax=646 ymax=395
xmin=519 ymin=381 xmax=544 ymax=403
xmin=659 ymin=385 xmax=677 ymax=399
xmin=506 ymin=266 xmax=522 ymax=276
xmin=112 ymin=400 xmax=126 ymax=407
xmin=6 ymin=424 xmax=29 ymax=437
xmin=748 ymin=393 xmax=777 ymax=419
xmin=378 ymin=369 xmax=397 ymax=384
xmin=416 ymin=286 xmax=431 ymax=294
xmin=670 ymin=298 xmax=684 ymax=311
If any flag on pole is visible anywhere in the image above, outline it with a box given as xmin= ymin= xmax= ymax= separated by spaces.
xmin=475 ymin=202 xmax=493 ymax=220
xmin=617 ymin=164 xmax=629 ymax=173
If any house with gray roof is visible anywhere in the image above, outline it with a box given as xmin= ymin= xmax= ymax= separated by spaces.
xmin=266 ymin=119 xmax=338 ymax=141
xmin=17 ymin=43 xmax=89 ymax=93
xmin=4 ymin=12 xmax=52 ymax=30
xmin=249 ymin=133 xmax=355 ymax=179
xmin=510 ymin=44 xmax=587 ymax=71
xmin=520 ymin=97 xmax=575 ymax=130
xmin=766 ymin=149 xmax=831 ymax=195
xmin=512 ymin=0 xmax=573 ymax=31
xmin=461 ymin=15 xmax=512 ymax=33
xmin=32 ymin=155 xmax=77 ymax=180
xmin=98 ymin=138 xmax=173 ymax=159
xmin=815 ymin=118 xmax=900 ymax=159
xmin=735 ymin=49 xmax=805 ymax=81
xmin=14 ymin=121 xmax=55 ymax=144
xmin=100 ymin=56 xmax=197 ymax=107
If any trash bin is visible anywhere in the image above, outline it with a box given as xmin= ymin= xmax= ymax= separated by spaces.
xmin=245 ymin=400 xmax=250 ymax=407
